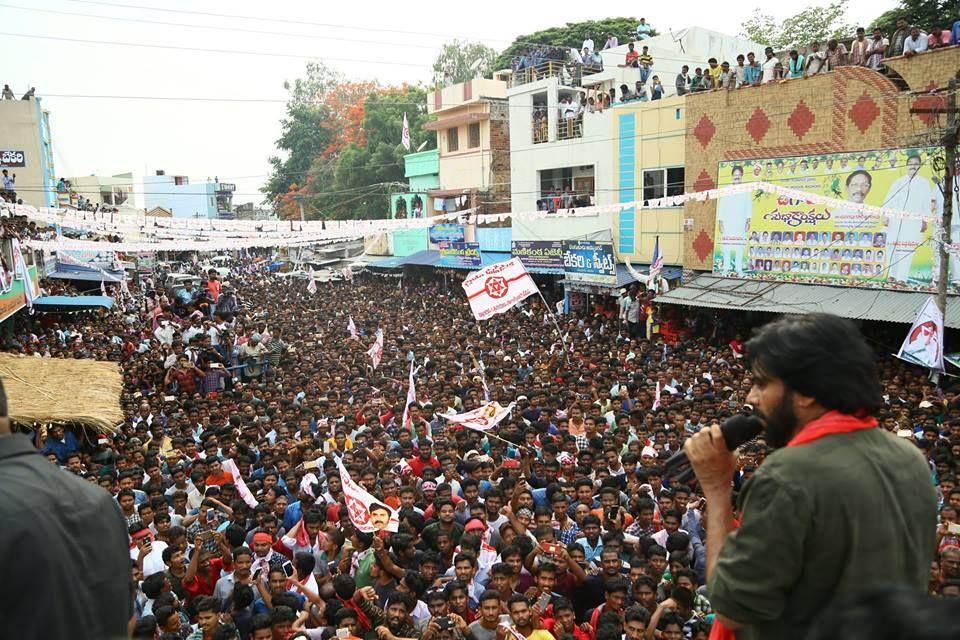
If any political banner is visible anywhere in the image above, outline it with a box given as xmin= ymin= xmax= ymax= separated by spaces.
xmin=562 ymin=240 xmax=617 ymax=285
xmin=897 ymin=297 xmax=944 ymax=370
xmin=712 ymin=146 xmax=951 ymax=291
xmin=440 ymin=401 xmax=515 ymax=432
xmin=348 ymin=316 xmax=359 ymax=340
xmin=429 ymin=223 xmax=465 ymax=245
xmin=462 ymin=258 xmax=539 ymax=320
xmin=335 ymin=458 xmax=399 ymax=533
xmin=512 ymin=240 xmax=564 ymax=271
xmin=440 ymin=242 xmax=481 ymax=268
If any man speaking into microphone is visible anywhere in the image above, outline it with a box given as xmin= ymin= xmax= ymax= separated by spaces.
xmin=685 ymin=314 xmax=936 ymax=640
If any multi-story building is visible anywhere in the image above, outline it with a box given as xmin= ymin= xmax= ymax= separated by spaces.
xmin=507 ymin=26 xmax=763 ymax=270
xmin=233 ymin=202 xmax=276 ymax=221
xmin=142 ymin=171 xmax=234 ymax=219
xmin=0 ymin=97 xmax=57 ymax=208
xmin=658 ymin=45 xmax=960 ymax=327
xmin=424 ymin=76 xmax=511 ymax=215
xmin=64 ymin=173 xmax=135 ymax=208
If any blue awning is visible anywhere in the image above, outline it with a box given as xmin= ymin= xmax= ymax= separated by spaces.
xmin=370 ymin=250 xmax=514 ymax=270
xmin=33 ymin=295 xmax=115 ymax=310
xmin=49 ymin=263 xmax=125 ymax=282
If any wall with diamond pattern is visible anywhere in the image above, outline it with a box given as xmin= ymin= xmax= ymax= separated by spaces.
xmin=681 ymin=49 xmax=956 ymax=271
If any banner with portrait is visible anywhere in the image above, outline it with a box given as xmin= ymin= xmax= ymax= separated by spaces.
xmin=335 ymin=458 xmax=399 ymax=533
xmin=712 ymin=146 xmax=950 ymax=291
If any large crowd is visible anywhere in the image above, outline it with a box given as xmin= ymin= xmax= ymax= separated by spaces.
xmin=1 ymin=246 xmax=955 ymax=640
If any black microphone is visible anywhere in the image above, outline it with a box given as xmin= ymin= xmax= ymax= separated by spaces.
xmin=664 ymin=412 xmax=765 ymax=482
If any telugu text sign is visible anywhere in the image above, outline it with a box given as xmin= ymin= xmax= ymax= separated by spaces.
xmin=562 ymin=240 xmax=617 ymax=285
xmin=712 ymin=146 xmax=949 ymax=291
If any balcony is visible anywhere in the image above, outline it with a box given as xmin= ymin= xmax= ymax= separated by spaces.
xmin=557 ymin=116 xmax=583 ymax=141
xmin=509 ymin=59 xmax=604 ymax=89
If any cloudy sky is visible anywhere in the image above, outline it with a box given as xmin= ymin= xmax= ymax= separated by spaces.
xmin=1 ymin=0 xmax=897 ymax=206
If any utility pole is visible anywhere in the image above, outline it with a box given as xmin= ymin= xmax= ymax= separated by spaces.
xmin=936 ymin=78 xmax=957 ymax=319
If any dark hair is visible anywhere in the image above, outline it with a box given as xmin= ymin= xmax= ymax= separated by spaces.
xmin=845 ymin=169 xmax=872 ymax=188
xmin=142 ymin=572 xmax=167 ymax=599
xmin=507 ymin=592 xmax=529 ymax=610
xmin=745 ymin=314 xmax=881 ymax=416
xmin=625 ymin=605 xmax=652 ymax=624
xmin=194 ymin=596 xmax=221 ymax=614
xmin=479 ymin=588 xmax=501 ymax=606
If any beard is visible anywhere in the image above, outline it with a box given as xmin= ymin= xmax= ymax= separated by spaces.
xmin=757 ymin=390 xmax=799 ymax=449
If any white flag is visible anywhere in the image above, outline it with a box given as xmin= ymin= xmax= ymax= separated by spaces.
xmin=100 ymin=279 xmax=108 ymax=297
xmin=462 ymin=258 xmax=539 ymax=321
xmin=897 ymin=297 xmax=945 ymax=371
xmin=221 ymin=458 xmax=259 ymax=509
xmin=348 ymin=316 xmax=359 ymax=340
xmin=653 ymin=381 xmax=662 ymax=410
xmin=10 ymin=238 xmax=35 ymax=310
xmin=335 ymin=457 xmax=399 ymax=533
xmin=367 ymin=328 xmax=384 ymax=369
xmin=401 ymin=360 xmax=417 ymax=433
xmin=306 ymin=270 xmax=317 ymax=295
xmin=556 ymin=299 xmax=564 ymax=315
xmin=440 ymin=401 xmax=515 ymax=432
xmin=401 ymin=112 xmax=411 ymax=151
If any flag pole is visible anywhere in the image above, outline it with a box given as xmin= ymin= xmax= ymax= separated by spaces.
xmin=537 ymin=290 xmax=570 ymax=363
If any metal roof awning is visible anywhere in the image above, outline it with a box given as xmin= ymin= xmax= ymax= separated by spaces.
xmin=33 ymin=295 xmax=115 ymax=311
xmin=370 ymin=250 xmax=513 ymax=270
xmin=656 ymin=274 xmax=960 ymax=328
xmin=49 ymin=263 xmax=125 ymax=282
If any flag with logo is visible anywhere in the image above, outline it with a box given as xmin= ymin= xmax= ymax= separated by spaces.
xmin=653 ymin=381 xmax=662 ymax=410
xmin=222 ymin=458 xmax=259 ymax=509
xmin=402 ymin=360 xmax=417 ymax=433
xmin=335 ymin=457 xmax=399 ymax=533
xmin=306 ymin=269 xmax=317 ymax=295
xmin=401 ymin=113 xmax=411 ymax=151
xmin=462 ymin=258 xmax=539 ymax=321
xmin=648 ymin=235 xmax=664 ymax=290
xmin=440 ymin=401 xmax=515 ymax=432
xmin=897 ymin=297 xmax=944 ymax=371
xmin=348 ymin=316 xmax=359 ymax=340
xmin=367 ymin=328 xmax=384 ymax=369
xmin=10 ymin=238 xmax=35 ymax=310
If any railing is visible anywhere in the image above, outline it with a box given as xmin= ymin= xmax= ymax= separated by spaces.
xmin=532 ymin=117 xmax=549 ymax=144
xmin=557 ymin=116 xmax=583 ymax=141
xmin=510 ymin=59 xmax=603 ymax=88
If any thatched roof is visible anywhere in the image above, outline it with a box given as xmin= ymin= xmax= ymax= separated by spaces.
xmin=0 ymin=353 xmax=123 ymax=434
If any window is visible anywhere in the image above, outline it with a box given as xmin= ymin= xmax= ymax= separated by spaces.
xmin=447 ymin=127 xmax=459 ymax=152
xmin=468 ymin=122 xmax=481 ymax=148
xmin=642 ymin=167 xmax=685 ymax=204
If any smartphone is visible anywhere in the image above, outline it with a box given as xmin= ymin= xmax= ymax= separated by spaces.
xmin=537 ymin=591 xmax=552 ymax=611
xmin=323 ymin=441 xmax=331 ymax=454
xmin=303 ymin=459 xmax=318 ymax=470
xmin=949 ymin=523 xmax=960 ymax=535
xmin=540 ymin=541 xmax=559 ymax=556
xmin=435 ymin=617 xmax=454 ymax=631
xmin=336 ymin=629 xmax=350 ymax=639
xmin=206 ymin=508 xmax=216 ymax=523
xmin=282 ymin=560 xmax=295 ymax=578
xmin=210 ymin=363 xmax=222 ymax=369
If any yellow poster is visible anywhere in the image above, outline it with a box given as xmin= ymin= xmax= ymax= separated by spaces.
xmin=713 ymin=147 xmax=952 ymax=291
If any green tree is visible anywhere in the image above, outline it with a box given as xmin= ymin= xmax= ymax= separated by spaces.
xmin=433 ymin=40 xmax=499 ymax=84
xmin=262 ymin=61 xmax=341 ymax=207
xmin=307 ymin=85 xmax=435 ymax=220
xmin=741 ymin=1 xmax=854 ymax=49
xmin=870 ymin=0 xmax=955 ymax=36
xmin=492 ymin=17 xmax=647 ymax=70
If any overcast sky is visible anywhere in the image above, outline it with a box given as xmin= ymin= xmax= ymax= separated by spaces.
xmin=1 ymin=0 xmax=897 ymax=206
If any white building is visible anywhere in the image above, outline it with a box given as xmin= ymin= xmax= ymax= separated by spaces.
xmin=507 ymin=26 xmax=764 ymax=220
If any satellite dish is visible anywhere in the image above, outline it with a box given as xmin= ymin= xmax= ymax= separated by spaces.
xmin=417 ymin=141 xmax=428 ymax=152
xmin=469 ymin=58 xmax=484 ymax=71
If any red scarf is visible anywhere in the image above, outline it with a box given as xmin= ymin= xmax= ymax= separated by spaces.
xmin=787 ymin=410 xmax=877 ymax=447
xmin=337 ymin=595 xmax=371 ymax=631
xmin=709 ymin=410 xmax=877 ymax=640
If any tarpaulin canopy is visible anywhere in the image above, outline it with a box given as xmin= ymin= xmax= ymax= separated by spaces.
xmin=33 ymin=296 xmax=115 ymax=311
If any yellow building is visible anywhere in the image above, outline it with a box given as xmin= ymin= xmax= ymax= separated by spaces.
xmin=611 ymin=96 xmax=686 ymax=267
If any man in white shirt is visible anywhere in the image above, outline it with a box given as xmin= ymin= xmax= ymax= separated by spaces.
xmin=903 ymin=26 xmax=929 ymax=56
xmin=581 ymin=37 xmax=594 ymax=54
xmin=760 ymin=47 xmax=779 ymax=83
xmin=602 ymin=33 xmax=618 ymax=50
